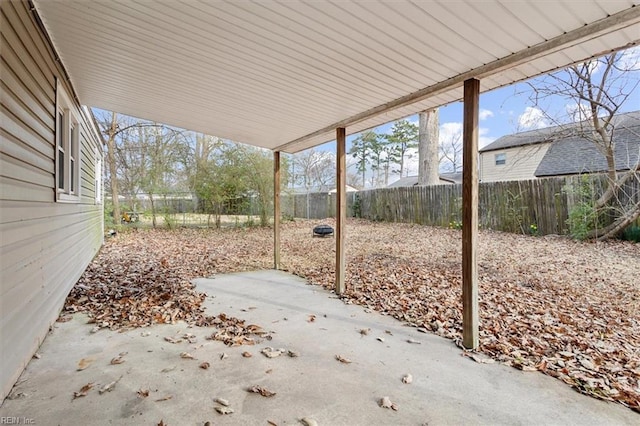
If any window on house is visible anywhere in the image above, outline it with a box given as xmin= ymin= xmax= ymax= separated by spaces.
xmin=56 ymin=81 xmax=81 ymax=202
xmin=495 ymin=153 xmax=506 ymax=166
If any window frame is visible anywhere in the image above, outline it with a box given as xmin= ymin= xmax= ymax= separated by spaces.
xmin=55 ymin=80 xmax=81 ymax=202
xmin=495 ymin=152 xmax=506 ymax=166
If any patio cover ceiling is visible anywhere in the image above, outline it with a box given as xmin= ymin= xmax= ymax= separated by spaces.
xmin=33 ymin=1 xmax=640 ymax=153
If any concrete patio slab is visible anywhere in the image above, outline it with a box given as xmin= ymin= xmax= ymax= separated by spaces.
xmin=1 ymin=270 xmax=636 ymax=425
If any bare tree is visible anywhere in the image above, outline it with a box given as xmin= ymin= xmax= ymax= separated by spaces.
xmin=418 ymin=109 xmax=440 ymax=184
xmin=439 ymin=128 xmax=463 ymax=173
xmin=95 ymin=111 xmax=151 ymax=225
xmin=528 ymin=49 xmax=640 ymax=240
xmin=293 ymin=149 xmax=335 ymax=192
xmin=104 ymin=112 xmax=121 ymax=225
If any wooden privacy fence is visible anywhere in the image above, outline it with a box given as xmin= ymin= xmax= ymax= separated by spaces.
xmin=282 ymin=175 xmax=639 ymax=236
xmin=281 ymin=192 xmax=357 ymax=219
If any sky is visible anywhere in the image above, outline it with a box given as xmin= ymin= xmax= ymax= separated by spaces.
xmin=308 ymin=46 xmax=640 ymax=183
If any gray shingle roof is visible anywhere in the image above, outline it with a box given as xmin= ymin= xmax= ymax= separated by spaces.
xmin=535 ymin=112 xmax=640 ymax=176
xmin=387 ymin=176 xmax=419 ymax=188
xmin=479 ymin=110 xmax=640 ymax=154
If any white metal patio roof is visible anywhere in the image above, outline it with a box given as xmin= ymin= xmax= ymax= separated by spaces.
xmin=33 ymin=0 xmax=640 ymax=153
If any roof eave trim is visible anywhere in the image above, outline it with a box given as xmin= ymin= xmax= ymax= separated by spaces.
xmin=480 ymin=138 xmax=555 ymax=153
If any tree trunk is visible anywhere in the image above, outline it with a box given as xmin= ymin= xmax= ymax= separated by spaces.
xmin=149 ymin=193 xmax=156 ymax=228
xmin=106 ymin=112 xmax=121 ymax=225
xmin=418 ymin=109 xmax=440 ymax=185
xmin=592 ymin=199 xmax=640 ymax=240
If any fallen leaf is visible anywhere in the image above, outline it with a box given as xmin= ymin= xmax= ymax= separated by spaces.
xmin=215 ymin=406 xmax=234 ymax=415
xmin=199 ymin=362 xmax=210 ymax=369
xmin=261 ymin=347 xmax=283 ymax=358
xmin=137 ymin=389 xmax=149 ymax=398
xmin=247 ymin=385 xmax=276 ymax=397
xmin=57 ymin=315 xmax=72 ymax=323
xmin=73 ymin=382 xmax=94 ymax=399
xmin=214 ymin=397 xmax=229 ymax=406
xmin=99 ymin=376 xmax=123 ymax=394
xmin=287 ymin=350 xmax=300 ymax=358
xmin=335 ymin=355 xmax=352 ymax=364
xmin=379 ymin=396 xmax=398 ymax=410
xmin=467 ymin=353 xmax=496 ymax=364
xmin=32 ymin=353 xmax=42 ymax=359
xmin=220 ymin=353 xmax=228 ymax=360
xmin=579 ymin=357 xmax=596 ymax=370
xmin=161 ymin=366 xmax=176 ymax=373
xmin=267 ymin=421 xmax=278 ymax=426
xmin=385 ymin=330 xmax=393 ymax=335
xmin=155 ymin=395 xmax=173 ymax=402
xmin=157 ymin=421 xmax=165 ymax=426
xmin=77 ymin=358 xmax=94 ymax=371
xmin=180 ymin=352 xmax=194 ymax=359
xmin=110 ymin=355 xmax=125 ymax=365
xmin=376 ymin=337 xmax=385 ymax=343
xmin=164 ymin=336 xmax=181 ymax=344
xmin=300 ymin=418 xmax=319 ymax=426
xmin=307 ymin=315 xmax=316 ymax=323
xmin=181 ymin=333 xmax=197 ymax=344
xmin=242 ymin=351 xmax=252 ymax=358
xmin=406 ymin=338 xmax=421 ymax=344
xmin=359 ymin=328 xmax=370 ymax=336
xmin=402 ymin=374 xmax=413 ymax=384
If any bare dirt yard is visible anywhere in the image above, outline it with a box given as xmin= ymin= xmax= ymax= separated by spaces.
xmin=66 ymin=219 xmax=640 ymax=411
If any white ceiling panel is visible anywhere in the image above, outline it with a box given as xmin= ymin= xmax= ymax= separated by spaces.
xmin=33 ymin=0 xmax=640 ymax=153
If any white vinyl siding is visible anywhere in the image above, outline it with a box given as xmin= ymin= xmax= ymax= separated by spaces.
xmin=0 ymin=0 xmax=103 ymax=401
xmin=479 ymin=143 xmax=552 ymax=183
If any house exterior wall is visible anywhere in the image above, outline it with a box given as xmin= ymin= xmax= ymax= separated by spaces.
xmin=1 ymin=1 xmax=103 ymax=401
xmin=479 ymin=143 xmax=551 ymax=183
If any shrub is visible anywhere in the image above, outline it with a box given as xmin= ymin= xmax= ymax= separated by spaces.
xmin=621 ymin=225 xmax=640 ymax=243
xmin=564 ymin=176 xmax=604 ymax=240
xmin=352 ymin=193 xmax=362 ymax=218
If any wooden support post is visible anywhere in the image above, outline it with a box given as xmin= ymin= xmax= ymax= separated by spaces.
xmin=335 ymin=128 xmax=346 ymax=295
xmin=462 ymin=78 xmax=480 ymax=349
xmin=273 ymin=150 xmax=281 ymax=270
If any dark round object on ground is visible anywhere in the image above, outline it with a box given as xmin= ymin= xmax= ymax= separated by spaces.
xmin=313 ymin=224 xmax=334 ymax=237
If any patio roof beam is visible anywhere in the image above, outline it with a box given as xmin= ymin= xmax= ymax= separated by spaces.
xmin=462 ymin=78 xmax=480 ymax=349
xmin=275 ymin=6 xmax=640 ymax=153
xmin=335 ymin=127 xmax=346 ymax=295
xmin=273 ymin=151 xmax=281 ymax=270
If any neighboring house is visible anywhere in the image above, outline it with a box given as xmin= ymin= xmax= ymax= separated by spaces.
xmin=387 ymin=173 xmax=463 ymax=188
xmin=479 ymin=111 xmax=640 ymax=182
xmin=1 ymin=1 xmax=103 ymax=400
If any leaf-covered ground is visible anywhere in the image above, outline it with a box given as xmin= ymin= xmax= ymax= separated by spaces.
xmin=66 ymin=219 xmax=640 ymax=411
